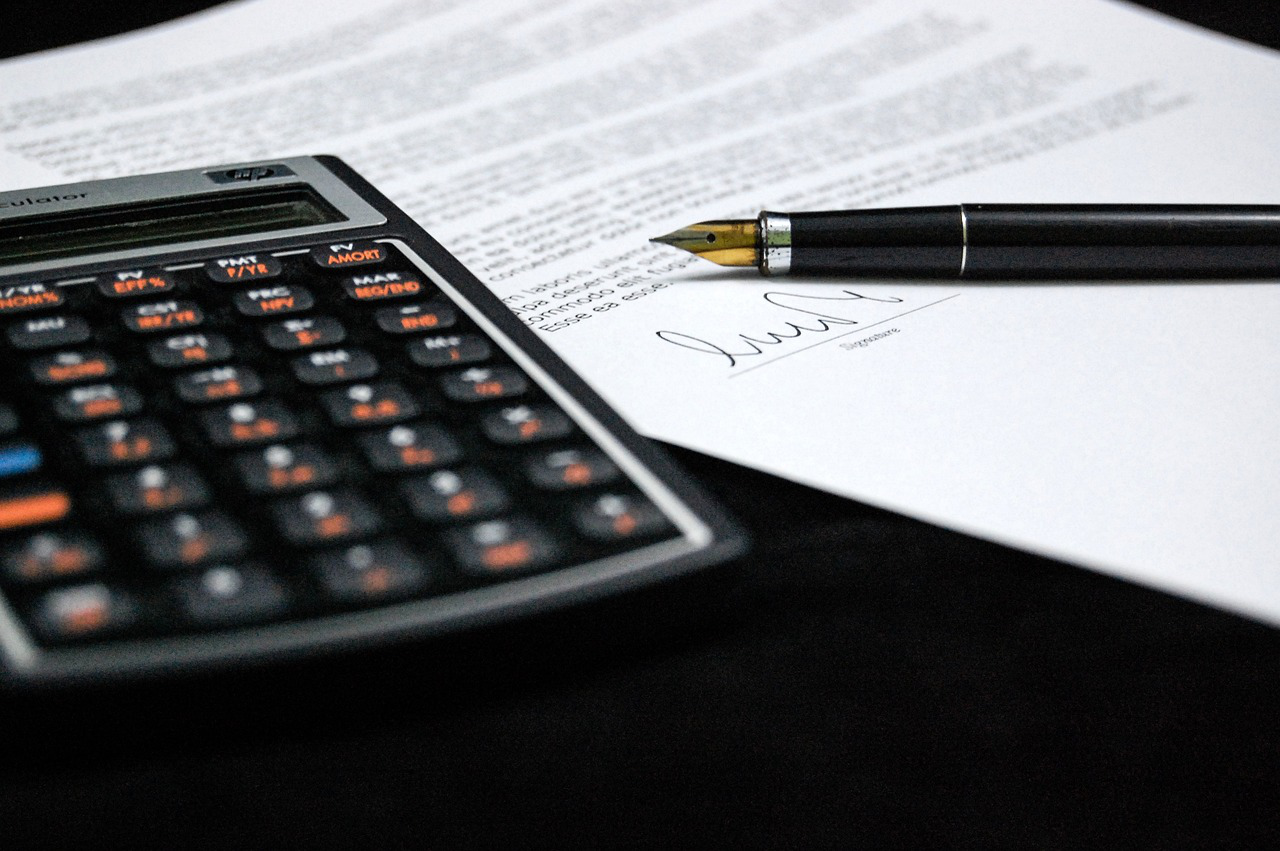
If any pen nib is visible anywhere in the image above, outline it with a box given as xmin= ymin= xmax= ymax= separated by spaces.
xmin=649 ymin=220 xmax=759 ymax=267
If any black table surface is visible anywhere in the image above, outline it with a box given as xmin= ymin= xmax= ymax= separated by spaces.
xmin=2 ymin=3 xmax=1278 ymax=848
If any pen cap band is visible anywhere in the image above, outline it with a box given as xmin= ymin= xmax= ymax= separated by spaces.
xmin=758 ymin=211 xmax=791 ymax=276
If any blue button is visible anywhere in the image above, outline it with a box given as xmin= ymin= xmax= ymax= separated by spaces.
xmin=0 ymin=444 xmax=42 ymax=478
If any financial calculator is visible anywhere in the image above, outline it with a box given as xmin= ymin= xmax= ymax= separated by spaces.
xmin=0 ymin=156 xmax=745 ymax=685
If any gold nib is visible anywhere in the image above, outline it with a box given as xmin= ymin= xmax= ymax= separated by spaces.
xmin=649 ymin=220 xmax=758 ymax=267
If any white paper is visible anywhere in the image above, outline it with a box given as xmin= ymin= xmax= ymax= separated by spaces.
xmin=2 ymin=0 xmax=1280 ymax=621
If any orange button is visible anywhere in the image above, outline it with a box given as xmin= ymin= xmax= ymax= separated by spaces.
xmin=0 ymin=490 xmax=71 ymax=531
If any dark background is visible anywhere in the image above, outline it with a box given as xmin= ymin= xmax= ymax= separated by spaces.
xmin=2 ymin=2 xmax=1278 ymax=848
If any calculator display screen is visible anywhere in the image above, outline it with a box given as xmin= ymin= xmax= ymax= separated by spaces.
xmin=0 ymin=186 xmax=344 ymax=266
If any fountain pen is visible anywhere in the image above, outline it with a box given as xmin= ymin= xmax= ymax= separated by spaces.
xmin=649 ymin=204 xmax=1280 ymax=278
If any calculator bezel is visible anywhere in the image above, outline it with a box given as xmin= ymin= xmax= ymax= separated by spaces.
xmin=0 ymin=155 xmax=747 ymax=685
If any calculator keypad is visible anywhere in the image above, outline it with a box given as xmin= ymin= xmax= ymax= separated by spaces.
xmin=0 ymin=241 xmax=681 ymax=654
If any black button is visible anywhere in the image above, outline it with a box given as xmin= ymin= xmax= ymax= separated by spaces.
xmin=95 ymin=269 xmax=177 ymax=299
xmin=291 ymin=348 xmax=379 ymax=386
xmin=341 ymin=271 xmax=425 ymax=302
xmin=174 ymin=366 xmax=263 ymax=404
xmin=234 ymin=443 xmax=340 ymax=495
xmin=319 ymin=381 xmax=420 ymax=428
xmin=573 ymin=493 xmax=672 ymax=541
xmin=375 ymin=302 xmax=457 ymax=334
xmin=134 ymin=511 xmax=249 ymax=569
xmin=357 ymin=423 xmax=463 ymax=473
xmin=480 ymin=404 xmax=573 ymax=445
xmin=6 ymin=314 xmax=91 ymax=350
xmin=200 ymin=400 xmax=300 ymax=448
xmin=204 ymin=253 xmax=283 ymax=284
xmin=121 ymin=300 xmax=204 ymax=334
xmin=52 ymin=383 xmax=143 ymax=422
xmin=261 ymin=316 xmax=347 ymax=351
xmin=406 ymin=334 xmax=491 ymax=368
xmin=525 ymin=447 xmax=621 ymax=490
xmin=439 ymin=366 xmax=528 ymax=402
xmin=400 ymin=468 xmax=508 ymax=522
xmin=310 ymin=541 xmax=431 ymax=604
xmin=28 ymin=349 xmax=117 ymax=385
xmin=0 ymin=404 xmax=18 ymax=437
xmin=28 ymin=583 xmax=139 ymax=643
xmin=232 ymin=285 xmax=315 ymax=317
xmin=147 ymin=333 xmax=235 ymax=368
xmin=443 ymin=517 xmax=560 ymax=577
xmin=310 ymin=241 xmax=390 ymax=270
xmin=104 ymin=464 xmax=210 ymax=516
xmin=74 ymin=418 xmax=177 ymax=467
xmin=271 ymin=489 xmax=383 ymax=547
xmin=170 ymin=565 xmax=288 ymax=627
xmin=0 ymin=281 xmax=64 ymax=316
xmin=1 ymin=529 xmax=105 ymax=585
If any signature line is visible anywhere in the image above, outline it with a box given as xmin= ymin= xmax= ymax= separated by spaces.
xmin=728 ymin=293 xmax=963 ymax=378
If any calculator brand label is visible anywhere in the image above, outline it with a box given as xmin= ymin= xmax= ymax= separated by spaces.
xmin=0 ymin=192 xmax=87 ymax=209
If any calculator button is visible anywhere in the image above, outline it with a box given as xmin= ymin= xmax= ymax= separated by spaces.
xmin=525 ymin=448 xmax=620 ymax=490
xmin=400 ymin=469 xmax=508 ymax=522
xmin=0 ymin=487 xmax=72 ymax=532
xmin=200 ymin=401 xmax=300 ymax=447
xmin=480 ymin=404 xmax=573 ymax=445
xmin=95 ymin=269 xmax=177 ymax=299
xmin=341 ymin=271 xmax=425 ymax=302
xmin=271 ymin=490 xmax=383 ymax=547
xmin=1 ymin=529 xmax=104 ymax=585
xmin=444 ymin=517 xmax=560 ymax=577
xmin=261 ymin=316 xmax=346 ymax=351
xmin=121 ymin=300 xmax=204 ymax=333
xmin=319 ymin=381 xmax=419 ymax=428
xmin=53 ymin=383 xmax=144 ymax=422
xmin=234 ymin=443 xmax=340 ymax=495
xmin=170 ymin=565 xmax=288 ymax=627
xmin=0 ymin=441 xmax=43 ymax=479
xmin=29 ymin=583 xmax=139 ymax=643
xmin=375 ymin=302 xmax=457 ymax=334
xmin=28 ymin=349 xmax=118 ymax=385
xmin=291 ymin=348 xmax=379 ymax=385
xmin=310 ymin=241 xmax=390 ymax=270
xmin=357 ymin=423 xmax=462 ymax=473
xmin=232 ymin=285 xmax=315 ymax=317
xmin=135 ymin=511 xmax=249 ymax=569
xmin=310 ymin=541 xmax=431 ymax=604
xmin=6 ymin=314 xmax=91 ymax=350
xmin=204 ymin=253 xmax=283 ymax=284
xmin=0 ymin=404 xmax=18 ymax=437
xmin=573 ymin=493 xmax=672 ymax=541
xmin=75 ymin=418 xmax=176 ymax=467
xmin=439 ymin=366 xmax=528 ymax=402
xmin=406 ymin=334 xmax=491 ymax=368
xmin=147 ymin=333 xmax=234 ymax=368
xmin=174 ymin=366 xmax=263 ymax=404
xmin=0 ymin=282 xmax=64 ymax=315
xmin=105 ymin=464 xmax=210 ymax=516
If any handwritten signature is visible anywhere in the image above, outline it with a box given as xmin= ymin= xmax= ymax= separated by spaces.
xmin=656 ymin=290 xmax=904 ymax=367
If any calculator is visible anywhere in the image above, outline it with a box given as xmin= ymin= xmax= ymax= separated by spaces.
xmin=0 ymin=156 xmax=745 ymax=685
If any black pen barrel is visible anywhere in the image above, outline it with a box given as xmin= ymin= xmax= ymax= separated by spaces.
xmin=784 ymin=205 xmax=1280 ymax=277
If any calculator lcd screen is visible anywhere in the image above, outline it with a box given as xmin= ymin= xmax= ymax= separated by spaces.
xmin=0 ymin=186 xmax=345 ymax=267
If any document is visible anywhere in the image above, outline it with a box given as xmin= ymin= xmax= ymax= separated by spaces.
xmin=3 ymin=0 xmax=1280 ymax=622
